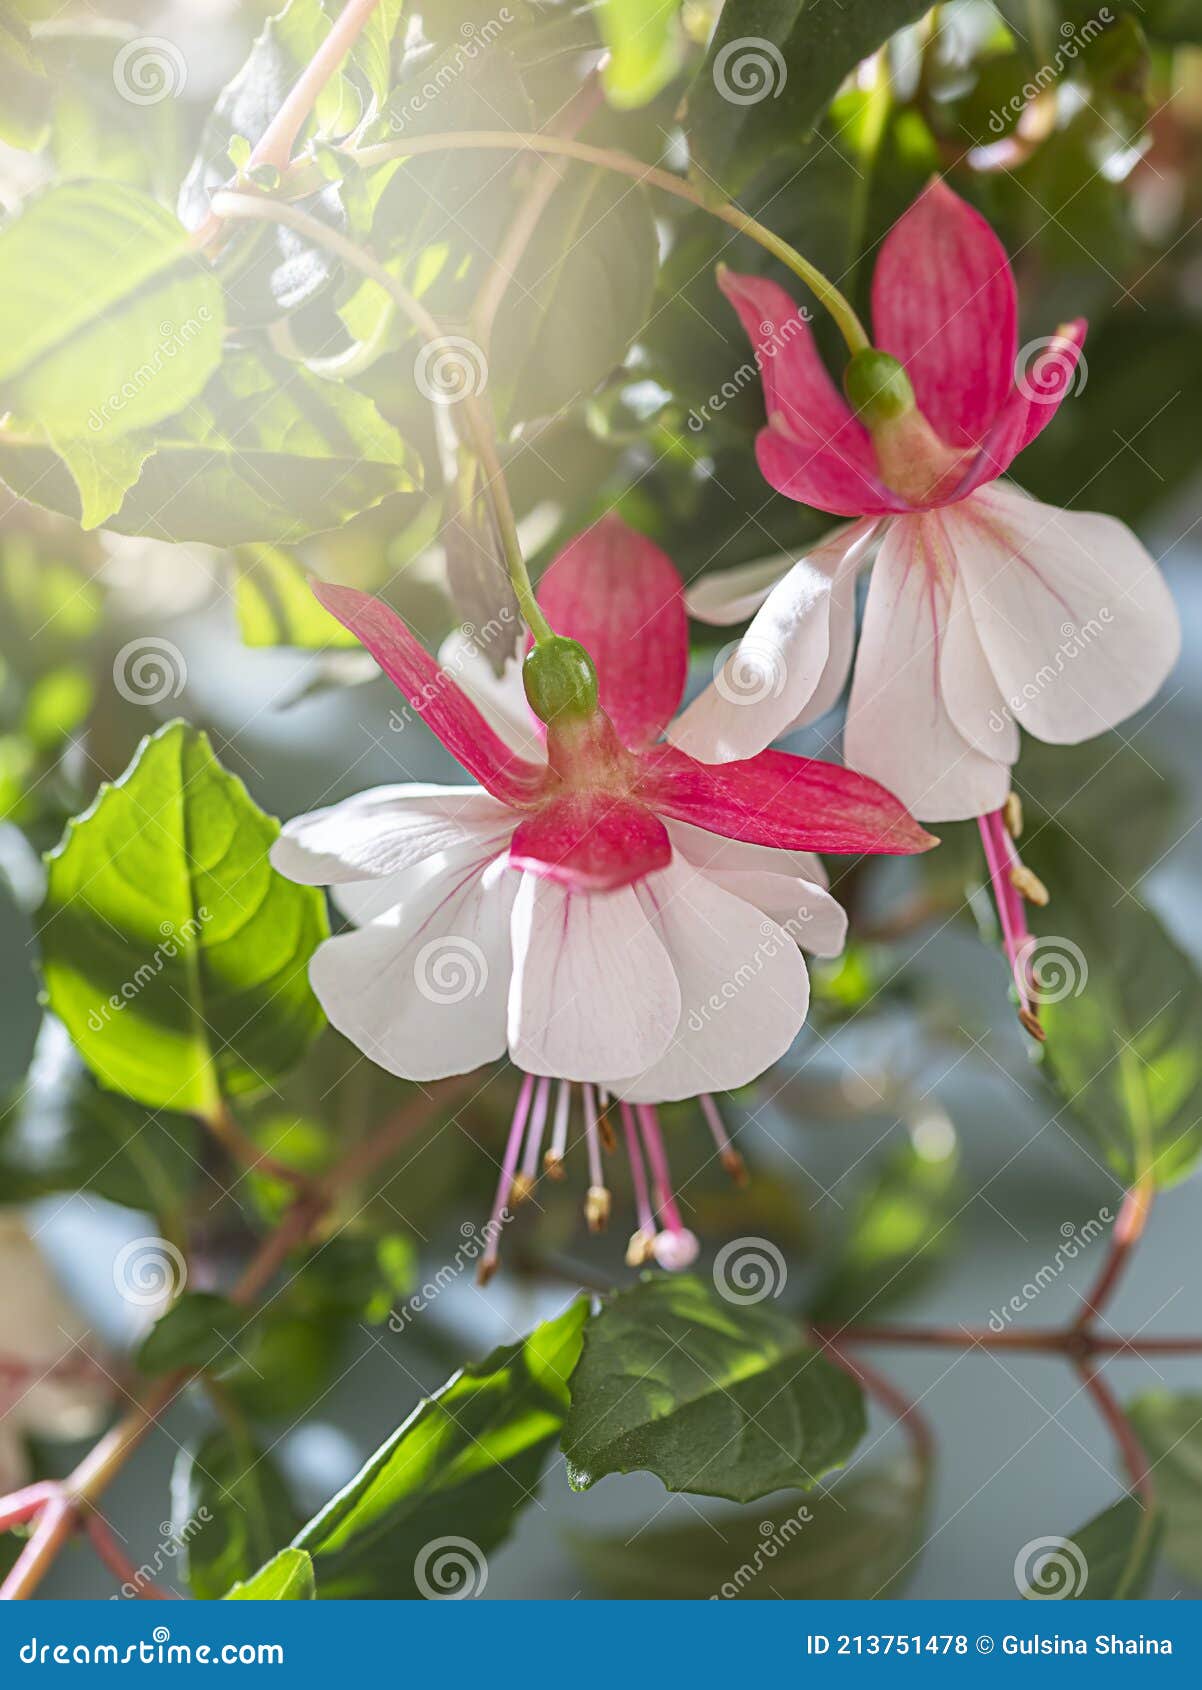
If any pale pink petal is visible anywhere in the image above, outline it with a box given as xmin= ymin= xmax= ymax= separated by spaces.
xmin=685 ymin=553 xmax=795 ymax=627
xmin=665 ymin=818 xmax=828 ymax=888
xmin=669 ymin=520 xmax=878 ymax=762
xmin=536 ymin=515 xmax=687 ymax=748
xmin=508 ymin=793 xmax=671 ymax=891
xmin=271 ymin=784 xmax=513 ymax=885
xmin=308 ymin=853 xmax=515 ymax=1081
xmin=872 ymin=179 xmax=1018 ymax=448
xmin=948 ymin=484 xmax=1181 ymax=744
xmin=664 ymin=822 xmax=844 ymax=955
xmin=843 ymin=513 xmax=1011 ymax=823
xmin=940 ymin=572 xmax=1020 ymax=764
xmin=637 ymin=742 xmax=937 ymax=856
xmin=437 ymin=631 xmax=545 ymax=761
xmin=314 ymin=584 xmax=546 ymax=807
xmin=507 ymin=873 xmax=680 ymax=1081
xmin=617 ymin=861 xmax=810 ymax=1103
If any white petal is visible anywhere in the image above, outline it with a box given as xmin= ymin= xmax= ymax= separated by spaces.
xmin=685 ymin=553 xmax=794 ymax=626
xmin=437 ymin=631 xmax=546 ymax=761
xmin=330 ymin=829 xmax=514 ymax=927
xmin=271 ymin=784 xmax=513 ymax=885
xmin=950 ymin=483 xmax=1181 ymax=744
xmin=844 ymin=513 xmax=1011 ymax=823
xmin=507 ymin=874 xmax=680 ymax=1083
xmin=940 ymin=570 xmax=1020 ymax=763
xmin=617 ymin=860 xmax=811 ymax=1103
xmin=309 ymin=853 xmax=515 ymax=1080
xmin=664 ymin=821 xmax=844 ymax=954
xmin=666 ymin=817 xmax=828 ymax=887
xmin=669 ymin=520 xmax=878 ymax=764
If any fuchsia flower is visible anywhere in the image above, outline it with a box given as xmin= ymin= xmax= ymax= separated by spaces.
xmin=274 ymin=516 xmax=933 ymax=1272
xmin=671 ymin=179 xmax=1180 ymax=828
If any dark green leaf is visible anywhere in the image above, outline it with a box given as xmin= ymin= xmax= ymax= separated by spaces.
xmin=0 ymin=352 xmax=423 ymax=545
xmin=1031 ymin=838 xmax=1202 ymax=1189
xmin=1127 ymin=1394 xmax=1202 ymax=1583
xmin=0 ymin=181 xmax=224 ymax=439
xmin=572 ymin=1458 xmax=928 ymax=1599
xmin=811 ymin=1132 xmax=960 ymax=1324
xmin=137 ymin=1292 xmax=243 ymax=1377
xmin=684 ymin=0 xmax=930 ymax=194
xmin=40 ymin=721 xmax=329 ymax=1114
xmin=0 ymin=1019 xmax=199 ymax=1213
xmin=1020 ymin=1496 xmax=1162 ymax=1600
xmin=296 ymin=1299 xmax=587 ymax=1597
xmin=562 ymin=1275 xmax=866 ymax=1503
xmin=173 ymin=1428 xmax=300 ymax=1601
xmin=223 ymin=1546 xmax=315 ymax=1599
xmin=493 ymin=165 xmax=658 ymax=425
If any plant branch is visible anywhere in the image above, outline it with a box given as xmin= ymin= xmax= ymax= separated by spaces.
xmin=820 ymin=1333 xmax=935 ymax=1473
xmin=1072 ymin=1179 xmax=1155 ymax=1334
xmin=205 ymin=1100 xmax=312 ymax=1194
xmin=82 ymin=1513 xmax=175 ymax=1600
xmin=1075 ymin=1359 xmax=1155 ymax=1503
xmin=346 ymin=130 xmax=872 ymax=356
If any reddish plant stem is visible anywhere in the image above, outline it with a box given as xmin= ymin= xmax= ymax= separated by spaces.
xmin=1072 ymin=1180 xmax=1155 ymax=1334
xmin=0 ymin=1497 xmax=74 ymax=1601
xmin=820 ymin=1335 xmax=935 ymax=1472
xmin=82 ymin=1513 xmax=175 ymax=1600
xmin=1075 ymin=1360 xmax=1155 ymax=1503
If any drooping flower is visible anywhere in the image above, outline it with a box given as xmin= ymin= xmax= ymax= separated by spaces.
xmin=273 ymin=516 xmax=934 ymax=1271
xmin=670 ymin=179 xmax=1180 ymax=830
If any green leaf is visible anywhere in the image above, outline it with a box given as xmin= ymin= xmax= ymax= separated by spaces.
xmin=684 ymin=0 xmax=930 ymax=194
xmin=597 ymin=0 xmax=685 ymax=109
xmin=40 ymin=721 xmax=328 ymax=1115
xmin=0 ymin=5 xmax=51 ymax=149
xmin=44 ymin=428 xmax=155 ymax=531
xmin=137 ymin=1292 xmax=244 ymax=1377
xmin=1020 ymin=1496 xmax=1162 ymax=1600
xmin=1032 ymin=840 xmax=1202 ymax=1189
xmin=233 ymin=546 xmax=361 ymax=649
xmin=1127 ymin=1394 xmax=1202 ymax=1583
xmin=0 ymin=181 xmax=225 ymax=440
xmin=295 ymin=1299 xmax=588 ymax=1598
xmin=0 ymin=1019 xmax=199 ymax=1213
xmin=562 ymin=1276 xmax=866 ymax=1503
xmin=811 ymin=1132 xmax=960 ymax=1324
xmin=173 ymin=1428 xmax=300 ymax=1601
xmin=493 ymin=165 xmax=658 ymax=425
xmin=572 ymin=1458 xmax=928 ymax=1599
xmin=0 ymin=353 xmax=423 ymax=545
xmin=223 ymin=1546 xmax=315 ymax=1600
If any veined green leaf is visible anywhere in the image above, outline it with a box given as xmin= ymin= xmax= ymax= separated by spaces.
xmin=1127 ymin=1394 xmax=1202 ymax=1584
xmin=234 ymin=546 xmax=361 ymax=649
xmin=223 ymin=1547 xmax=315 ymax=1599
xmin=1019 ymin=1496 xmax=1162 ymax=1600
xmin=173 ymin=1428 xmax=300 ymax=1601
xmin=40 ymin=721 xmax=328 ymax=1114
xmin=562 ymin=1275 xmax=865 ymax=1503
xmin=597 ymin=0 xmax=685 ymax=109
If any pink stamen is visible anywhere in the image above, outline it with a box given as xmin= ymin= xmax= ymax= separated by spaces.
xmin=521 ymin=1076 xmax=552 ymax=1186
xmin=620 ymin=1102 xmax=655 ymax=1238
xmin=0 ymin=1481 xmax=58 ymax=1533
xmin=582 ymin=1083 xmax=605 ymax=1191
xmin=546 ymin=1079 xmax=571 ymax=1177
xmin=635 ymin=1104 xmax=685 ymax=1232
xmin=978 ymin=808 xmax=1043 ymax=1040
xmin=478 ymin=1072 xmax=535 ymax=1283
xmin=699 ymin=1093 xmax=748 ymax=1185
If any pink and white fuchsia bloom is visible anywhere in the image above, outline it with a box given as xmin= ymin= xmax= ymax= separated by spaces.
xmin=670 ymin=180 xmax=1181 ymax=828
xmin=274 ymin=516 xmax=933 ymax=1273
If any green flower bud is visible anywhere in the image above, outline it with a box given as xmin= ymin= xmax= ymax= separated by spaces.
xmin=843 ymin=349 xmax=915 ymax=427
xmin=522 ymin=636 xmax=599 ymax=725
